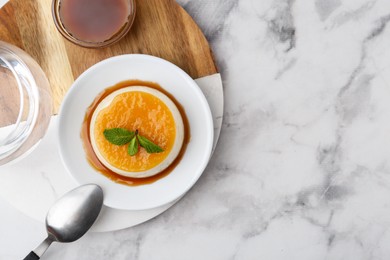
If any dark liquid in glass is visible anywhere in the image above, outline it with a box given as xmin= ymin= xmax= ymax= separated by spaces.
xmin=59 ymin=0 xmax=130 ymax=42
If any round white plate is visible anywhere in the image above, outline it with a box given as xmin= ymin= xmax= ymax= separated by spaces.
xmin=58 ymin=54 xmax=214 ymax=211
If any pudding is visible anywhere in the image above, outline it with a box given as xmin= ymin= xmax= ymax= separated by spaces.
xmin=90 ymin=86 xmax=184 ymax=178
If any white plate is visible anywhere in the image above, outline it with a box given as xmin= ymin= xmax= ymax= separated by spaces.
xmin=58 ymin=54 xmax=214 ymax=211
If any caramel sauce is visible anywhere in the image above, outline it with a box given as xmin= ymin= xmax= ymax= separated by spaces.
xmin=81 ymin=80 xmax=190 ymax=186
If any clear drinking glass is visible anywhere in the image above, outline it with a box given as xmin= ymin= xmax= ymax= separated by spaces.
xmin=0 ymin=41 xmax=52 ymax=166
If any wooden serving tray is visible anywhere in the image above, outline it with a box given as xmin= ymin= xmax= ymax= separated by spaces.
xmin=0 ymin=0 xmax=218 ymax=113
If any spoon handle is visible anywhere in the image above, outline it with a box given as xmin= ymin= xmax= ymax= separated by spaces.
xmin=23 ymin=236 xmax=53 ymax=260
xmin=23 ymin=251 xmax=40 ymax=260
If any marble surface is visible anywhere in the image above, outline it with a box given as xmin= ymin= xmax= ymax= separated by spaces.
xmin=2 ymin=0 xmax=390 ymax=259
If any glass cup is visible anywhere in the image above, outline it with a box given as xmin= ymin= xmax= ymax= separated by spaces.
xmin=0 ymin=41 xmax=52 ymax=166
xmin=52 ymin=0 xmax=136 ymax=48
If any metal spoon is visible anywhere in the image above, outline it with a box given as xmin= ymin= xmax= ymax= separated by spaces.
xmin=23 ymin=184 xmax=104 ymax=260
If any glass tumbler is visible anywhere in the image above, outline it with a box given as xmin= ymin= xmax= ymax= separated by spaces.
xmin=0 ymin=41 xmax=52 ymax=166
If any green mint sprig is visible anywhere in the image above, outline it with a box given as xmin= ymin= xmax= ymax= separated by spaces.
xmin=103 ymin=128 xmax=164 ymax=156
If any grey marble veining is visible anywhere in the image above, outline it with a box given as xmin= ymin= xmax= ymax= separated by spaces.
xmin=3 ymin=0 xmax=390 ymax=259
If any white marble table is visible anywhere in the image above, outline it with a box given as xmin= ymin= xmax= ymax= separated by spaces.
xmin=3 ymin=0 xmax=390 ymax=259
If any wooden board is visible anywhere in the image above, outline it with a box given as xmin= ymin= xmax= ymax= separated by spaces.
xmin=0 ymin=0 xmax=218 ymax=114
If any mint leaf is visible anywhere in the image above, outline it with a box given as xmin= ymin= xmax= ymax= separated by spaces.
xmin=138 ymin=135 xmax=164 ymax=154
xmin=103 ymin=128 xmax=164 ymax=156
xmin=127 ymin=136 xmax=139 ymax=156
xmin=103 ymin=128 xmax=135 ymax=145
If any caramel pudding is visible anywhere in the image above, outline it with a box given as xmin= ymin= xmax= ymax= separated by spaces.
xmin=89 ymin=85 xmax=184 ymax=178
